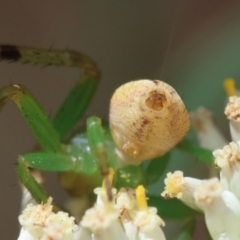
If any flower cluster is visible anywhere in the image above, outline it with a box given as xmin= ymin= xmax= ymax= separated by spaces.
xmin=18 ymin=197 xmax=78 ymax=240
xmin=18 ymin=170 xmax=166 ymax=240
xmin=78 ymin=185 xmax=165 ymax=240
xmin=162 ymin=79 xmax=240 ymax=240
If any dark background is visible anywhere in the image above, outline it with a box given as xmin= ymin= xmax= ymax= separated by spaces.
xmin=0 ymin=1 xmax=239 ymax=239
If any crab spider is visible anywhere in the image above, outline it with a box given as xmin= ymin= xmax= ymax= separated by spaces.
xmin=0 ymin=45 xmax=209 ymax=214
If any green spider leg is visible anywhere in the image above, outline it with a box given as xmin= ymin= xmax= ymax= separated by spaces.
xmin=0 ymin=45 xmax=101 ymax=140
xmin=0 ymin=84 xmax=60 ymax=203
xmin=0 ymin=84 xmax=61 ymax=152
xmin=0 ymin=46 xmax=113 ymax=203
xmin=16 ymin=116 xmax=111 ymax=202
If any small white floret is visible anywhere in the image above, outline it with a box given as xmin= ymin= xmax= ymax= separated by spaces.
xmin=161 ymin=171 xmax=203 ymax=211
xmin=214 ymin=141 xmax=240 ymax=199
xmin=191 ymin=107 xmax=227 ymax=150
xmin=194 ymin=178 xmax=240 ymax=240
xmin=18 ymin=197 xmax=78 ymax=240
xmin=225 ymin=96 xmax=240 ymax=141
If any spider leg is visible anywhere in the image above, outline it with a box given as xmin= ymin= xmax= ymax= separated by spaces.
xmin=0 ymin=45 xmax=101 ymax=140
xmin=87 ymin=116 xmax=112 ymax=200
xmin=17 ymin=150 xmax=102 ymax=203
xmin=0 ymin=84 xmax=61 ymax=152
xmin=17 ymin=159 xmax=48 ymax=204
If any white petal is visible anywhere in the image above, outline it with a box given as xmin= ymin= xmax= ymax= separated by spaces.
xmin=73 ymin=227 xmax=92 ymax=240
xmin=225 ymin=96 xmax=240 ymax=141
xmin=181 ymin=177 xmax=203 ymax=211
xmin=221 ymin=191 xmax=240 ymax=217
xmin=17 ymin=228 xmax=37 ymax=240
xmin=121 ymin=220 xmax=137 ymax=240
xmin=138 ymin=227 xmax=166 ymax=240
xmin=229 ymin=121 xmax=240 ymax=142
xmin=214 ymin=142 xmax=240 ymax=199
xmin=161 ymin=171 xmax=203 ymax=211
xmin=194 ymin=179 xmax=240 ymax=240
xmin=191 ymin=107 xmax=227 ymax=150
xmin=81 ymin=205 xmax=128 ymax=240
xmin=134 ymin=208 xmax=166 ymax=240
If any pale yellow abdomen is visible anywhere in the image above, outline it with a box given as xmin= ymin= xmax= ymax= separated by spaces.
xmin=109 ymin=80 xmax=190 ymax=165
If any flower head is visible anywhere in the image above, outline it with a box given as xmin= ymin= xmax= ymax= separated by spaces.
xmin=225 ymin=96 xmax=240 ymax=122
xmin=18 ymin=197 xmax=78 ymax=240
xmin=161 ymin=171 xmax=203 ymax=211
xmin=225 ymin=96 xmax=240 ymax=142
xmin=79 ymin=183 xmax=166 ymax=240
xmin=194 ymin=178 xmax=240 ymax=240
xmin=214 ymin=141 xmax=240 ymax=199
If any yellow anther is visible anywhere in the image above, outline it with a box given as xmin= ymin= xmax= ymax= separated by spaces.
xmin=102 ymin=168 xmax=115 ymax=190
xmin=136 ymin=185 xmax=148 ymax=211
xmin=108 ymin=168 xmax=115 ymax=184
xmin=223 ymin=78 xmax=237 ymax=96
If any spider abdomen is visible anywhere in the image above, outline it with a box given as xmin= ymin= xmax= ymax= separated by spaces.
xmin=109 ymin=79 xmax=190 ymax=165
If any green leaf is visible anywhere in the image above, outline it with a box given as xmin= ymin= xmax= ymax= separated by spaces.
xmin=175 ymin=231 xmax=192 ymax=240
xmin=145 ymin=152 xmax=171 ymax=185
xmin=177 ymin=139 xmax=213 ymax=165
xmin=174 ymin=231 xmax=192 ymax=240
xmin=148 ymin=196 xmax=198 ymax=219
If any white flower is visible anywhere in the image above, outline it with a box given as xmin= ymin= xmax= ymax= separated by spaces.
xmin=115 ymin=188 xmax=138 ymax=240
xmin=18 ymin=170 xmax=167 ymax=240
xmin=161 ymin=171 xmax=203 ymax=211
xmin=116 ymin=188 xmax=137 ymax=212
xmin=190 ymin=107 xmax=227 ymax=150
xmin=160 ymin=79 xmax=240 ymax=239
xmin=80 ymin=204 xmax=126 ymax=240
xmin=133 ymin=207 xmax=165 ymax=240
xmin=213 ymin=141 xmax=240 ymax=200
xmin=94 ymin=186 xmax=117 ymax=207
xmin=43 ymin=211 xmax=78 ymax=240
xmin=77 ymin=168 xmax=127 ymax=240
xmin=17 ymin=197 xmax=78 ymax=240
xmin=80 ymin=185 xmax=130 ymax=240
xmin=78 ymin=183 xmax=167 ymax=240
xmin=194 ymin=178 xmax=240 ymax=240
xmin=225 ymin=96 xmax=240 ymax=142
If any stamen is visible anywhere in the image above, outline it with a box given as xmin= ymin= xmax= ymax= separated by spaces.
xmin=102 ymin=168 xmax=115 ymax=189
xmin=19 ymin=197 xmax=53 ymax=228
xmin=116 ymin=188 xmax=137 ymax=211
xmin=161 ymin=171 xmax=185 ymax=199
xmin=224 ymin=78 xmax=237 ymax=96
xmin=225 ymin=96 xmax=240 ymax=121
xmin=136 ymin=185 xmax=148 ymax=211
xmin=214 ymin=142 xmax=240 ymax=168
xmin=18 ymin=197 xmax=78 ymax=240
xmin=102 ymin=168 xmax=115 ymax=201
